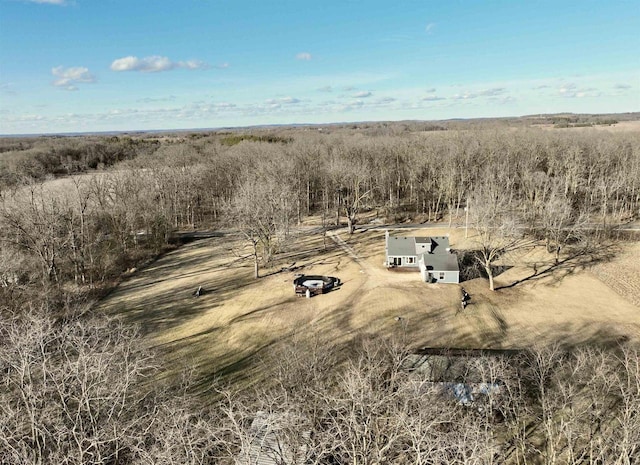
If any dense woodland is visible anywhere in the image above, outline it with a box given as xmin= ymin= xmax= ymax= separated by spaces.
xmin=1 ymin=119 xmax=640 ymax=463
xmin=2 ymin=123 xmax=639 ymax=284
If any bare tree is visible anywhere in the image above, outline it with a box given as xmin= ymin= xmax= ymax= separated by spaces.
xmin=539 ymin=187 xmax=588 ymax=264
xmin=226 ymin=169 xmax=294 ymax=278
xmin=469 ymin=181 xmax=534 ymax=291
xmin=0 ymin=184 xmax=70 ymax=284
xmin=0 ymin=308 xmax=157 ymax=465
xmin=329 ymin=149 xmax=373 ymax=234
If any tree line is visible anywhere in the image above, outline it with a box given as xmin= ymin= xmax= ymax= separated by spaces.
xmin=0 ymin=136 xmax=160 ymax=188
xmin=2 ymin=126 xmax=639 ymax=284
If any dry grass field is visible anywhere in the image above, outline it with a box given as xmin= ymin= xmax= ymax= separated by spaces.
xmin=97 ymin=222 xmax=640 ymax=389
xmin=537 ymin=120 xmax=640 ymax=132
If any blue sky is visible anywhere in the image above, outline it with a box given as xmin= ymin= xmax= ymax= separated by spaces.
xmin=1 ymin=0 xmax=638 ymax=134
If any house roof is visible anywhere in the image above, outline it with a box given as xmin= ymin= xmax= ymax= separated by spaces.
xmin=386 ymin=236 xmax=418 ymax=256
xmin=424 ymin=236 xmax=450 ymax=254
xmin=420 ymin=252 xmax=459 ymax=272
xmin=386 ymin=235 xmax=452 ymax=257
xmin=386 ymin=235 xmax=452 ymax=256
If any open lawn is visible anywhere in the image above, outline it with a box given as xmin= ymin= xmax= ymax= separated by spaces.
xmin=97 ymin=224 xmax=640 ymax=390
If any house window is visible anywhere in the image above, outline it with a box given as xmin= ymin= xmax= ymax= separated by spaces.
xmin=439 ymin=272 xmax=445 ymax=280
xmin=391 ymin=257 xmax=401 ymax=266
xmin=406 ymin=257 xmax=415 ymax=264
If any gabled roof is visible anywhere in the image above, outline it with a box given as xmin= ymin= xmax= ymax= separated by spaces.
xmin=424 ymin=236 xmax=450 ymax=254
xmin=420 ymin=252 xmax=459 ymax=272
xmin=386 ymin=236 xmax=418 ymax=256
xmin=386 ymin=235 xmax=451 ymax=257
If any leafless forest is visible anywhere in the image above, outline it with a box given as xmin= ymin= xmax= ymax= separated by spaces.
xmin=1 ymin=117 xmax=640 ymax=464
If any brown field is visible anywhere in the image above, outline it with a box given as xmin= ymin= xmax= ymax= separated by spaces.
xmin=584 ymin=120 xmax=640 ymax=132
xmin=96 ymin=221 xmax=640 ymax=388
xmin=537 ymin=120 xmax=640 ymax=132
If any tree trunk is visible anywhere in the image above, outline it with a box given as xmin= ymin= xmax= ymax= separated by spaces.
xmin=252 ymin=240 xmax=259 ymax=279
xmin=486 ymin=264 xmax=495 ymax=291
xmin=347 ymin=216 xmax=355 ymax=235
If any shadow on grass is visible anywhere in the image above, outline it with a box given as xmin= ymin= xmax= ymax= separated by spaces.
xmin=100 ymin=236 xmax=261 ymax=336
xmin=257 ymin=233 xmax=346 ymax=277
xmin=539 ymin=321 xmax=634 ymax=349
xmin=102 ymin=229 xmax=375 ymax=395
xmin=193 ymin=340 xmax=279 ymax=395
xmin=106 ymin=269 xmax=256 ymax=336
xmin=495 ymin=244 xmax=618 ymax=291
xmin=406 ymin=304 xmax=513 ymax=350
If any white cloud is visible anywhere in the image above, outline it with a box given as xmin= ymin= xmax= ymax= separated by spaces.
xmin=353 ymin=91 xmax=372 ymax=98
xmin=216 ymin=62 xmax=230 ymax=69
xmin=423 ymin=95 xmax=445 ymax=101
xmin=214 ymin=102 xmax=236 ymax=109
xmin=296 ymin=52 xmax=312 ymax=61
xmin=318 ymin=85 xmax=333 ymax=92
xmin=25 ymin=0 xmax=66 ymax=4
xmin=376 ymin=97 xmax=396 ymax=104
xmin=281 ymin=96 xmax=300 ymax=104
xmin=51 ymin=66 xmax=95 ymax=91
xmin=451 ymin=87 xmax=507 ymax=99
xmin=614 ymin=83 xmax=631 ymax=90
xmin=338 ymin=99 xmax=366 ymax=112
xmin=425 ymin=22 xmax=436 ymax=34
xmin=558 ymin=83 xmax=576 ymax=94
xmin=10 ymin=114 xmax=45 ymax=122
xmin=265 ymin=97 xmax=301 ymax=105
xmin=425 ymin=87 xmax=436 ymax=93
xmin=478 ymin=87 xmax=506 ymax=96
xmin=110 ymin=55 xmax=209 ymax=73
xmin=136 ymin=95 xmax=177 ymax=103
xmin=558 ymin=83 xmax=600 ymax=98
xmin=452 ymin=92 xmax=478 ymax=100
xmin=181 ymin=60 xmax=208 ymax=70
xmin=111 ymin=56 xmax=170 ymax=72
xmin=497 ymin=96 xmax=516 ymax=104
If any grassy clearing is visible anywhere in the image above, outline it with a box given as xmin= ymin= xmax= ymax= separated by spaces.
xmin=97 ymin=223 xmax=640 ymax=391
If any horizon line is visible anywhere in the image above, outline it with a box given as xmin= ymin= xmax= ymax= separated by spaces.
xmin=2 ymin=111 xmax=638 ymax=138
